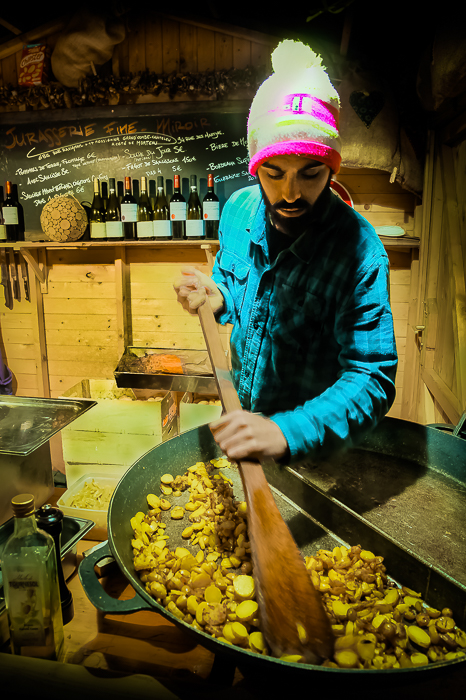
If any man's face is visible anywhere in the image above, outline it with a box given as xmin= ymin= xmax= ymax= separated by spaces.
xmin=257 ymin=154 xmax=331 ymax=237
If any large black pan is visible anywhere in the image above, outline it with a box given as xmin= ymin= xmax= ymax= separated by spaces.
xmin=79 ymin=417 xmax=466 ymax=685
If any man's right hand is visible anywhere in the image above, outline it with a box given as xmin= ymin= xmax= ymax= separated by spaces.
xmin=173 ymin=266 xmax=224 ymax=315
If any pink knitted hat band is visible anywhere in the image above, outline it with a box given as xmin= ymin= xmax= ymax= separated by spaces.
xmin=249 ymin=140 xmax=341 ymax=177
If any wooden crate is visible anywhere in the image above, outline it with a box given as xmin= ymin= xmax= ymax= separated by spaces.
xmin=59 ymin=379 xmax=177 ymax=486
xmin=179 ymin=392 xmax=222 ymax=434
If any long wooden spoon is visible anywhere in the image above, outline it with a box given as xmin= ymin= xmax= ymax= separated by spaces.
xmin=198 ymin=301 xmax=334 ymax=664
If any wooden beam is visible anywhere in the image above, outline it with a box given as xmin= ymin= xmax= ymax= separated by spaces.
xmin=28 ymin=251 xmax=50 ymax=398
xmin=114 ymin=245 xmax=131 ymax=358
xmin=421 ymin=366 xmax=462 ymax=425
xmin=439 ymin=143 xmax=466 ymax=408
xmin=0 ymin=16 xmax=70 ymax=60
xmin=149 ymin=11 xmax=280 ymax=47
xmin=400 ymin=259 xmax=420 ymax=421
xmin=0 ymin=17 xmax=22 ymax=35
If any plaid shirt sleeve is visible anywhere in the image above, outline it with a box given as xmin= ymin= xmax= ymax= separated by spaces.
xmin=270 ymin=256 xmax=397 ymax=462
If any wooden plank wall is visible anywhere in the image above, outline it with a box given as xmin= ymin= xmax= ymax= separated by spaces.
xmin=336 ymin=167 xmax=418 ymax=418
xmin=402 ymin=133 xmax=466 ymax=426
xmin=0 ymin=13 xmax=276 ymax=105
xmin=1 ymin=167 xmax=417 ymax=420
xmin=0 ymin=12 xmax=419 ymax=425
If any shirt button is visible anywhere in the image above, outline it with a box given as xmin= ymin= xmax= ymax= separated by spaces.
xmin=253 ymin=319 xmax=259 ymax=329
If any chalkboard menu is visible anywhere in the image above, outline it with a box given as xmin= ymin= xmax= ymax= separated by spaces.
xmin=0 ymin=102 xmax=255 ymax=237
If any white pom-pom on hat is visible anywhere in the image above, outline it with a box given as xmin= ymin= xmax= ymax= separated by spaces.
xmin=271 ymin=39 xmax=323 ymax=73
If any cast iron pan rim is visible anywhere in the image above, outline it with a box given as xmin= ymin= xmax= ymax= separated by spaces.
xmin=105 ymin=426 xmax=466 ymax=678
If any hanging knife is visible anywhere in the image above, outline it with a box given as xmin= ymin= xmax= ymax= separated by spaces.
xmin=19 ymin=252 xmax=30 ymax=301
xmin=0 ymin=247 xmax=13 ymax=309
xmin=9 ymin=249 xmax=20 ymax=302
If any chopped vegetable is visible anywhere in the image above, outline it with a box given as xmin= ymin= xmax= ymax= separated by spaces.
xmin=130 ymin=458 xmax=466 ymax=670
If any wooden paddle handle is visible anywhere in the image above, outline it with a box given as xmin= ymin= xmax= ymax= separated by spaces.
xmin=198 ymin=300 xmax=334 ymax=663
xmin=198 ymin=301 xmax=242 ymax=413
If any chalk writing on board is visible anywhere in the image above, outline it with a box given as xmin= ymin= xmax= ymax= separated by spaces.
xmin=0 ymin=113 xmax=255 ymax=235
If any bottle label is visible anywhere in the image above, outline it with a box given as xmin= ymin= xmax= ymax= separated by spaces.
xmin=120 ymin=203 xmax=138 ymax=222
xmin=170 ymin=202 xmax=186 ymax=221
xmin=153 ymin=220 xmax=171 ymax=238
xmin=186 ymin=220 xmax=205 ymax=238
xmin=3 ymin=207 xmax=18 ymax=225
xmin=7 ymin=565 xmax=46 ymax=646
xmin=203 ymin=202 xmax=220 ymax=220
xmin=106 ymin=221 xmax=124 ymax=238
xmin=137 ymin=221 xmax=153 ymax=238
xmin=90 ymin=222 xmax=106 ymax=239
xmin=0 ymin=224 xmax=7 ymax=241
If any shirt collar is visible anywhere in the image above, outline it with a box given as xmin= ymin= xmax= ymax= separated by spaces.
xmin=249 ymin=194 xmax=267 ymax=246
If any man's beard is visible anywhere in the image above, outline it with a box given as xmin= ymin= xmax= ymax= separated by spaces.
xmin=259 ymin=173 xmax=332 ymax=238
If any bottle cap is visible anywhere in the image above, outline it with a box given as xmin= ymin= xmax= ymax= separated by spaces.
xmin=11 ymin=493 xmax=35 ymax=518
xmin=174 ymin=174 xmax=180 ymax=187
xmin=190 ymin=174 xmax=197 ymax=186
xmin=157 ymin=176 xmax=163 ymax=187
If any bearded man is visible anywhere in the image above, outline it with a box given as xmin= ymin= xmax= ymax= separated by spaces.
xmin=174 ymin=40 xmax=397 ymax=465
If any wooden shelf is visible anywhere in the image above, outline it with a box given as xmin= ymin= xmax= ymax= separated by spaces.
xmin=3 ymin=239 xmax=220 ymax=249
xmin=3 ymin=236 xmax=418 ymax=249
xmin=378 ymin=236 xmax=420 ymax=248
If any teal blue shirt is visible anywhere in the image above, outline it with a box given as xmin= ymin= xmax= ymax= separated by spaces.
xmin=211 ymin=184 xmax=398 ymax=463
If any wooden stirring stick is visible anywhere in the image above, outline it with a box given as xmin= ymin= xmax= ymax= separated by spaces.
xmin=198 ymin=301 xmax=334 ymax=664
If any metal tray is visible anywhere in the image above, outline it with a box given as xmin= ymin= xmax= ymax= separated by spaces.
xmin=0 ymin=395 xmax=97 ymax=456
xmin=114 ymin=346 xmax=218 ymax=393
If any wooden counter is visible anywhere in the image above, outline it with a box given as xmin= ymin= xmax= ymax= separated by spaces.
xmin=1 ymin=490 xmax=466 ymax=699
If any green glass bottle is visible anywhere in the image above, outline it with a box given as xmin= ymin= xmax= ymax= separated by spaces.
xmin=136 ymin=176 xmax=154 ymax=240
xmin=153 ymin=176 xmax=171 ymax=240
xmin=2 ymin=494 xmax=64 ymax=660
xmin=121 ymin=176 xmax=137 ymax=240
xmin=203 ymin=173 xmax=220 ymax=240
xmin=89 ymin=178 xmax=106 ymax=241
xmin=105 ymin=178 xmax=124 ymax=241
xmin=186 ymin=174 xmax=204 ymax=240
xmin=169 ymin=174 xmax=186 ymax=240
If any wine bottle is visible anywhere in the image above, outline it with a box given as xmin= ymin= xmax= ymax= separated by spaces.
xmin=203 ymin=173 xmax=220 ymax=240
xmin=89 ymin=178 xmax=107 ymax=241
xmin=3 ymin=181 xmax=20 ymax=242
xmin=170 ymin=174 xmax=186 ymax=240
xmin=0 ymin=185 xmax=6 ymax=242
xmin=2 ymin=494 xmax=65 ymax=660
xmin=101 ymin=181 xmax=108 ymax=212
xmin=117 ymin=180 xmax=124 ymax=205
xmin=12 ymin=183 xmax=25 ymax=242
xmin=120 ymin=176 xmax=137 ymax=240
xmin=136 ymin=176 xmax=154 ymax=240
xmin=105 ymin=178 xmax=124 ymax=241
xmin=186 ymin=174 xmax=204 ymax=240
xmin=149 ymin=179 xmax=157 ymax=210
xmin=153 ymin=176 xmax=171 ymax=240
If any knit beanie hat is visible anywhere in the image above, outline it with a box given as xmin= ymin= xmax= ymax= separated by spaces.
xmin=248 ymin=40 xmax=341 ymax=176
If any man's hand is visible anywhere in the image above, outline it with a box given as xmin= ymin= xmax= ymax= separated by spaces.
xmin=173 ymin=266 xmax=224 ymax=315
xmin=209 ymin=410 xmax=289 ymax=462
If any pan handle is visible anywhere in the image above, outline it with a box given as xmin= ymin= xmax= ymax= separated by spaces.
xmin=78 ymin=541 xmax=153 ymax=615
